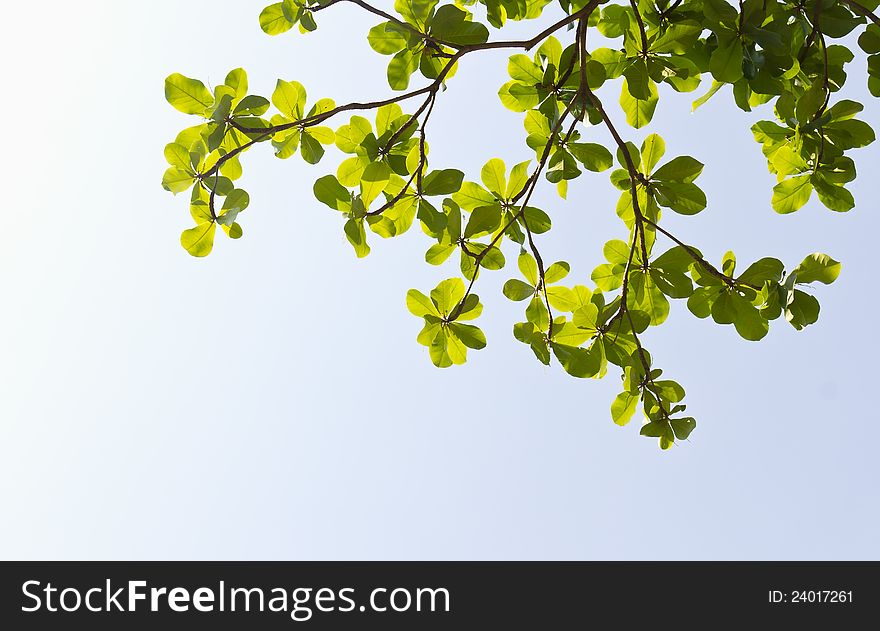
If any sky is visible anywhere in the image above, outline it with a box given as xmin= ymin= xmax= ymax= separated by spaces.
xmin=0 ymin=1 xmax=878 ymax=560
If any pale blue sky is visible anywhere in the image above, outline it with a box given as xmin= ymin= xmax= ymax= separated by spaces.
xmin=1 ymin=1 xmax=877 ymax=560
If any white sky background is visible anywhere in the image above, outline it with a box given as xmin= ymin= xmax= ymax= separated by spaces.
xmin=0 ymin=1 xmax=878 ymax=559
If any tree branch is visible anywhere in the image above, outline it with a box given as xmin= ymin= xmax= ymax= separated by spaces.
xmin=204 ymin=0 xmax=604 ymax=180
xmin=842 ymin=0 xmax=880 ymax=27
xmin=629 ymin=0 xmax=649 ymax=55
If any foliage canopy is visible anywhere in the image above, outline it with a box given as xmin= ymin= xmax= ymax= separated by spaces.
xmin=163 ymin=0 xmax=876 ymax=449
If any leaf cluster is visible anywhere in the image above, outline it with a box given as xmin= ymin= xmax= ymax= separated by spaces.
xmin=162 ymin=0 xmax=876 ymax=449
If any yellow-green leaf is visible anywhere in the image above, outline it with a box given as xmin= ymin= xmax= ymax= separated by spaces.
xmin=165 ymin=73 xmax=213 ymax=116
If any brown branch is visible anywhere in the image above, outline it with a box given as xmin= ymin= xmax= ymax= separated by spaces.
xmin=620 ymin=237 xmax=652 ymax=376
xmin=313 ymin=0 xmax=453 ymax=49
xmin=382 ymin=89 xmax=434 ymax=155
xmin=798 ymin=0 xmax=823 ymax=64
xmin=365 ymin=94 xmax=437 ymax=217
xmin=448 ymin=96 xmax=580 ymax=323
xmin=456 ymin=0 xmax=603 ymax=53
xmin=659 ymin=0 xmax=684 ymax=21
xmin=629 ymin=0 xmax=649 ymax=55
xmin=202 ymin=0 xmax=604 ymax=180
xmin=842 ymin=0 xmax=880 ymax=27
xmin=640 ymin=217 xmax=751 ymax=289
xmin=581 ymin=85 xmax=650 ymax=265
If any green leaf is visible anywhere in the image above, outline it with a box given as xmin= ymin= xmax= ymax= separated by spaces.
xmin=640 ymin=420 xmax=675 ymax=449
xmin=553 ymin=322 xmax=593 ymax=347
xmin=299 ymin=131 xmax=324 ymax=164
xmin=812 ymin=175 xmax=855 ymax=213
xmin=375 ymin=103 xmax=403 ymax=137
xmin=307 ymin=125 xmax=335 ymax=144
xmin=710 ymin=291 xmax=735 ymax=324
xmin=691 ymin=80 xmax=723 ymax=111
xmin=603 ymin=239 xmax=631 ymax=265
xmin=234 ymin=95 xmax=271 ymax=116
xmin=544 ymin=261 xmax=570 ymax=284
xmin=552 ymin=342 xmax=601 ymax=379
xmin=640 ymin=134 xmax=666 ymax=174
xmin=859 ymin=24 xmax=880 ymax=54
xmin=771 ymin=175 xmax=813 ymax=214
xmin=314 ymin=175 xmax=351 ymax=211
xmin=738 ymin=258 xmax=784 ymax=285
xmin=653 ymin=245 xmax=699 ymax=272
xmin=222 ymin=222 xmax=243 ymax=239
xmin=592 ymin=263 xmax=624 ymax=291
xmin=480 ymin=158 xmax=507 ymax=197
xmin=794 ymin=253 xmax=841 ymax=285
xmin=431 ymin=277 xmax=465 ymax=314
xmin=344 ymin=218 xmax=371 ymax=258
xmin=650 ymin=267 xmax=693 ymax=299
xmin=631 ymin=271 xmax=670 ymax=325
xmin=572 ymin=303 xmax=599 ymax=331
xmin=796 ymin=80 xmax=826 ymax=123
xmin=768 ymin=146 xmax=808 ymax=177
xmin=453 ymin=182 xmax=496 ymax=210
xmin=395 ymin=0 xmax=438 ymax=30
xmin=464 ymin=204 xmax=502 ymax=239
xmin=422 ymin=169 xmax=464 ymax=196
xmin=827 ymin=119 xmax=876 ymax=149
xmin=506 ymin=160 xmax=531 ymax=199
xmin=611 ymin=391 xmax=639 ymax=426
xmin=360 ymin=162 xmax=391 ymax=207
xmin=449 ymin=323 xmax=487 ymax=349
xmin=518 ymin=251 xmax=539 ymax=285
xmin=180 ymin=222 xmax=216 ymax=257
xmin=272 ymin=129 xmax=301 ymax=159
xmin=260 ymin=2 xmax=295 ymax=35
xmin=425 ymin=243 xmax=457 ymax=265
xmin=547 ymin=286 xmax=578 ymax=312
xmin=546 ymin=285 xmax=581 ymax=312
xmin=499 ymin=81 xmax=541 ymax=112
xmin=368 ymin=22 xmax=408 ymax=54
xmin=785 ymin=289 xmax=820 ymax=330
xmin=520 ymin=206 xmax=552 ymax=234
xmin=429 ymin=5 xmax=489 ymax=45
xmin=428 ymin=330 xmax=453 ymax=367
xmin=670 ymin=417 xmax=696 ymax=440
xmin=623 ymin=59 xmax=651 ymax=100
xmin=655 ymin=181 xmax=707 ymax=215
xmin=406 ymin=289 xmax=439 ymax=317
xmin=651 ymin=20 xmax=703 ymax=54
xmin=224 ymin=68 xmax=248 ymax=100
xmin=456 ymin=293 xmax=483 ymax=321
xmin=597 ymin=4 xmax=630 ymax=38
xmin=651 ymin=156 xmax=704 ymax=183
xmin=165 ymin=73 xmax=214 ymax=115
xmin=687 ymin=286 xmax=721 ymax=318
xmin=507 ymin=54 xmax=543 ymax=83
xmin=568 ymin=143 xmax=613 ymax=172
xmin=272 ymin=79 xmax=306 ymax=119
xmin=731 ymin=294 xmax=769 ymax=341
xmin=710 ymin=38 xmax=744 ymax=84
xmin=466 ymin=244 xmax=505 ymax=271
xmin=503 ymin=279 xmax=535 ymax=301
xmin=164 ymin=143 xmax=192 ymax=171
xmin=220 ymin=188 xmax=249 ymax=222
xmin=335 ymin=116 xmax=372 ymax=153
xmin=299 ymin=10 xmax=317 ymax=32
xmin=526 ymin=295 xmax=549 ymax=330
xmin=162 ymin=167 xmax=196 ymax=194
xmin=653 ymin=380 xmax=685 ymax=403
xmin=620 ymin=79 xmax=658 ymax=129
xmin=387 ymin=48 xmax=421 ymax=91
